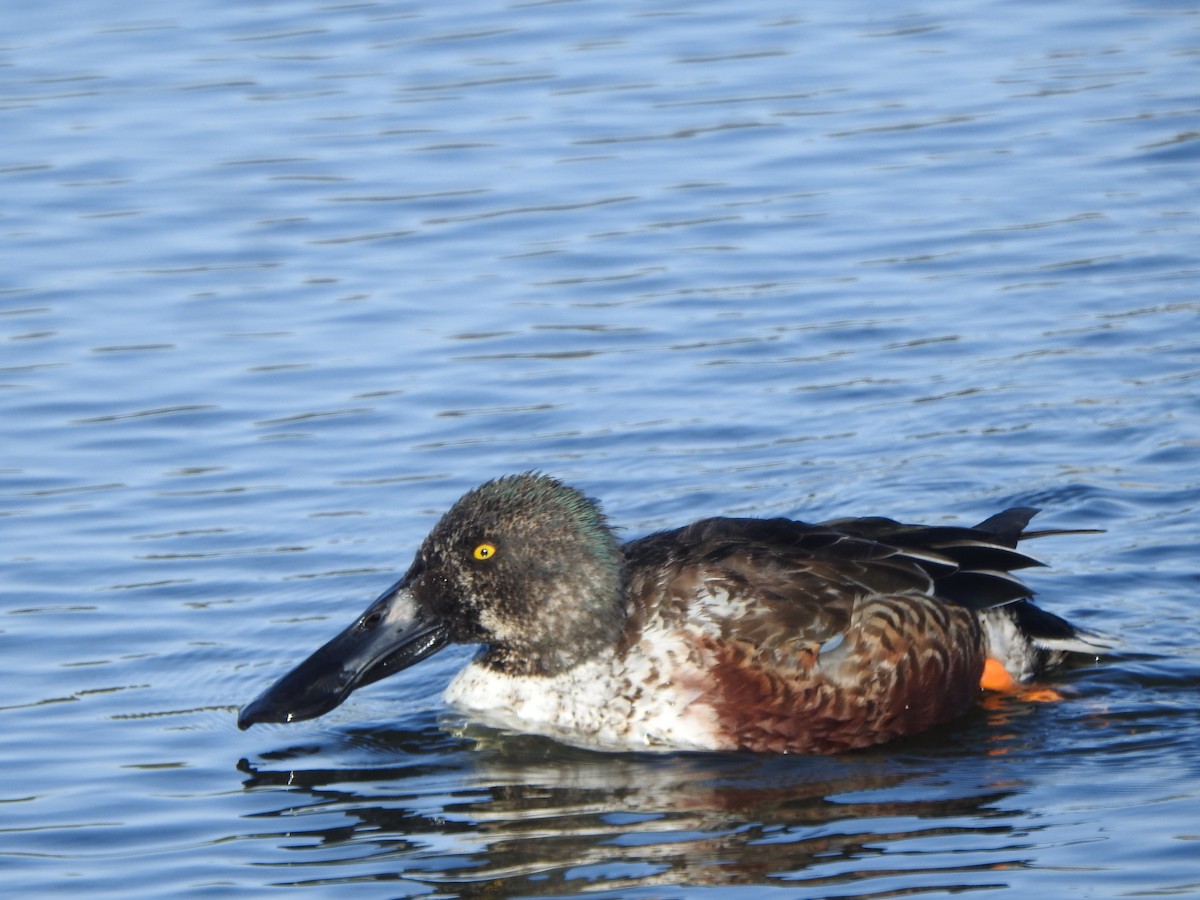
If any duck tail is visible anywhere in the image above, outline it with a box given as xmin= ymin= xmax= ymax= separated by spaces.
xmin=1008 ymin=598 xmax=1116 ymax=657
xmin=972 ymin=506 xmax=1105 ymax=547
xmin=968 ymin=509 xmax=1114 ymax=681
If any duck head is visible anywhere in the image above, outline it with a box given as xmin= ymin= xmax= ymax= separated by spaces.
xmin=238 ymin=473 xmax=626 ymax=729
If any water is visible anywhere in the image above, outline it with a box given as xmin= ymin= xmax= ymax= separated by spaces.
xmin=3 ymin=0 xmax=1198 ymax=896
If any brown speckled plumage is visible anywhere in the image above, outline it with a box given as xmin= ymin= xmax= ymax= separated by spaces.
xmin=617 ymin=517 xmax=1000 ymax=752
xmin=240 ymin=473 xmax=1111 ymax=753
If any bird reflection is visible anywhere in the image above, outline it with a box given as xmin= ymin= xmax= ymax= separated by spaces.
xmin=238 ymin=708 xmax=1043 ymax=896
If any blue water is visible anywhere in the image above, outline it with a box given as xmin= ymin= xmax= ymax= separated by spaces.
xmin=3 ymin=0 xmax=1198 ymax=896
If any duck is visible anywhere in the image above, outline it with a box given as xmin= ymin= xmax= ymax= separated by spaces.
xmin=238 ymin=472 xmax=1110 ymax=753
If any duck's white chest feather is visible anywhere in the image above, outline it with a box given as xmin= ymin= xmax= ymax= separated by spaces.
xmin=444 ymin=626 xmax=723 ymax=752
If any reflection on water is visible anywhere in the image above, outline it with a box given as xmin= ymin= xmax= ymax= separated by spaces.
xmin=237 ymin=703 xmax=1080 ymax=897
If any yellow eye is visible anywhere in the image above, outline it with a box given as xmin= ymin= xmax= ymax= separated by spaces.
xmin=473 ymin=542 xmax=496 ymax=561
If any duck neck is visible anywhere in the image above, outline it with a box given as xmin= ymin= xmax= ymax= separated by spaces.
xmin=482 ymin=553 xmax=629 ymax=678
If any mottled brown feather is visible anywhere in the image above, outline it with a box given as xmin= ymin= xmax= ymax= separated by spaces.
xmin=701 ymin=594 xmax=984 ymax=753
xmin=620 ymin=514 xmax=1014 ymax=752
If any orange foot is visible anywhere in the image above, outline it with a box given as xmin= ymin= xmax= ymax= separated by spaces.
xmin=1018 ymin=686 xmax=1065 ymax=703
xmin=980 ymin=658 xmax=1064 ymax=703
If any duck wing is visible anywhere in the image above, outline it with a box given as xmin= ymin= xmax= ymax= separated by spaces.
xmin=622 ymin=508 xmax=1066 ymax=649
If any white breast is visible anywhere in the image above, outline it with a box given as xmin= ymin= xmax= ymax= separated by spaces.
xmin=443 ymin=624 xmax=723 ymax=752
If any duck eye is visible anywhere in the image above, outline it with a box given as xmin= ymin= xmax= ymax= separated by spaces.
xmin=472 ymin=542 xmax=496 ymax=561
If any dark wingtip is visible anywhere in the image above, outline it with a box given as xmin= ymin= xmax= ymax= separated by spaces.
xmin=972 ymin=507 xmax=1040 ymax=544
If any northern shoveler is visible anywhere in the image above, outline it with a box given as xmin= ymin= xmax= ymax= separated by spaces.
xmin=238 ymin=472 xmax=1110 ymax=753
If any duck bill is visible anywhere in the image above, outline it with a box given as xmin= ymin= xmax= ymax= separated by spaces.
xmin=238 ymin=576 xmax=448 ymax=729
